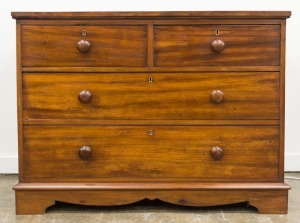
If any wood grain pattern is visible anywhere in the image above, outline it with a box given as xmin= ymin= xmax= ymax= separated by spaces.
xmin=11 ymin=11 xmax=292 ymax=20
xmin=21 ymin=66 xmax=281 ymax=73
xmin=15 ymin=19 xmax=287 ymax=27
xmin=13 ymin=11 xmax=290 ymax=214
xmin=22 ymin=25 xmax=147 ymax=67
xmin=23 ymin=72 xmax=279 ymax=120
xmin=154 ymin=25 xmax=280 ymax=66
xmin=23 ymin=119 xmax=280 ymax=126
xmin=23 ymin=125 xmax=279 ymax=181
xmin=279 ymin=20 xmax=287 ymax=181
xmin=16 ymin=21 xmax=24 ymax=181
xmin=14 ymin=188 xmax=289 ymax=214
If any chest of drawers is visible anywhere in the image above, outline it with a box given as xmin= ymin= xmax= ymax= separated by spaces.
xmin=12 ymin=11 xmax=291 ymax=214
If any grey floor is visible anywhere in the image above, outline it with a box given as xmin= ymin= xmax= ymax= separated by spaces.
xmin=1 ymin=174 xmax=300 ymax=223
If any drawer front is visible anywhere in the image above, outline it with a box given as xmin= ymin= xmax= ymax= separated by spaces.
xmin=154 ymin=25 xmax=280 ymax=66
xmin=23 ymin=72 xmax=279 ymax=120
xmin=23 ymin=126 xmax=279 ymax=181
xmin=21 ymin=26 xmax=147 ymax=67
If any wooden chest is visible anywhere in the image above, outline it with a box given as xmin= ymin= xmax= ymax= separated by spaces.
xmin=12 ymin=11 xmax=291 ymax=214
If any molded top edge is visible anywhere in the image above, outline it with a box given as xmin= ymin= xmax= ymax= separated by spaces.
xmin=11 ymin=11 xmax=291 ymax=20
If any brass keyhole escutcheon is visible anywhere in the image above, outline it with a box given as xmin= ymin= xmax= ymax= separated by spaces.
xmin=148 ymin=129 xmax=154 ymax=136
xmin=81 ymin=30 xmax=87 ymax=36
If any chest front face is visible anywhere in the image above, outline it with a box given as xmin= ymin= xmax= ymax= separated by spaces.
xmin=12 ymin=11 xmax=291 ymax=215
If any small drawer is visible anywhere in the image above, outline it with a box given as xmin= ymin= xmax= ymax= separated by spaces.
xmin=21 ymin=25 xmax=147 ymax=67
xmin=154 ymin=25 xmax=280 ymax=66
xmin=23 ymin=126 xmax=279 ymax=182
xmin=23 ymin=72 xmax=279 ymax=120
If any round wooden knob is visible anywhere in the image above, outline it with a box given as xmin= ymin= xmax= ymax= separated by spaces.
xmin=77 ymin=40 xmax=91 ymax=53
xmin=211 ymin=146 xmax=224 ymax=161
xmin=79 ymin=146 xmax=92 ymax=159
xmin=211 ymin=39 xmax=225 ymax=53
xmin=78 ymin=90 xmax=92 ymax=103
xmin=211 ymin=90 xmax=224 ymax=104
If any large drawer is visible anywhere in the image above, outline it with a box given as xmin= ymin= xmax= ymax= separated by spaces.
xmin=23 ymin=125 xmax=279 ymax=182
xmin=21 ymin=25 xmax=147 ymax=67
xmin=23 ymin=72 xmax=279 ymax=120
xmin=154 ymin=25 xmax=280 ymax=66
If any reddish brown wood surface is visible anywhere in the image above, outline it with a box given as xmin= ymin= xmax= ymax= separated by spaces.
xmin=23 ymin=125 xmax=279 ymax=181
xmin=23 ymin=72 xmax=279 ymax=120
xmin=21 ymin=66 xmax=281 ymax=72
xmin=22 ymin=25 xmax=147 ymax=67
xmin=23 ymin=119 xmax=280 ymax=126
xmin=279 ymin=20 xmax=287 ymax=181
xmin=154 ymin=25 xmax=280 ymax=66
xmin=14 ymin=187 xmax=289 ymax=214
xmin=12 ymin=11 xmax=290 ymax=214
xmin=16 ymin=21 xmax=24 ymax=181
xmin=11 ymin=11 xmax=292 ymax=20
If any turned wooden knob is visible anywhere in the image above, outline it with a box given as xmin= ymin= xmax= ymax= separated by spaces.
xmin=79 ymin=146 xmax=92 ymax=159
xmin=77 ymin=40 xmax=91 ymax=53
xmin=211 ymin=39 xmax=225 ymax=53
xmin=211 ymin=89 xmax=224 ymax=104
xmin=211 ymin=146 xmax=224 ymax=161
xmin=78 ymin=90 xmax=92 ymax=103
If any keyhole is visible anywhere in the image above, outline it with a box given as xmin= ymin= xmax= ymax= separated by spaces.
xmin=148 ymin=129 xmax=154 ymax=136
xmin=82 ymin=30 xmax=87 ymax=36
xmin=215 ymin=29 xmax=220 ymax=36
xmin=149 ymin=76 xmax=153 ymax=83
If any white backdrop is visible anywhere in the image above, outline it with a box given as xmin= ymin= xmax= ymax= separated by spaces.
xmin=0 ymin=0 xmax=299 ymax=173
